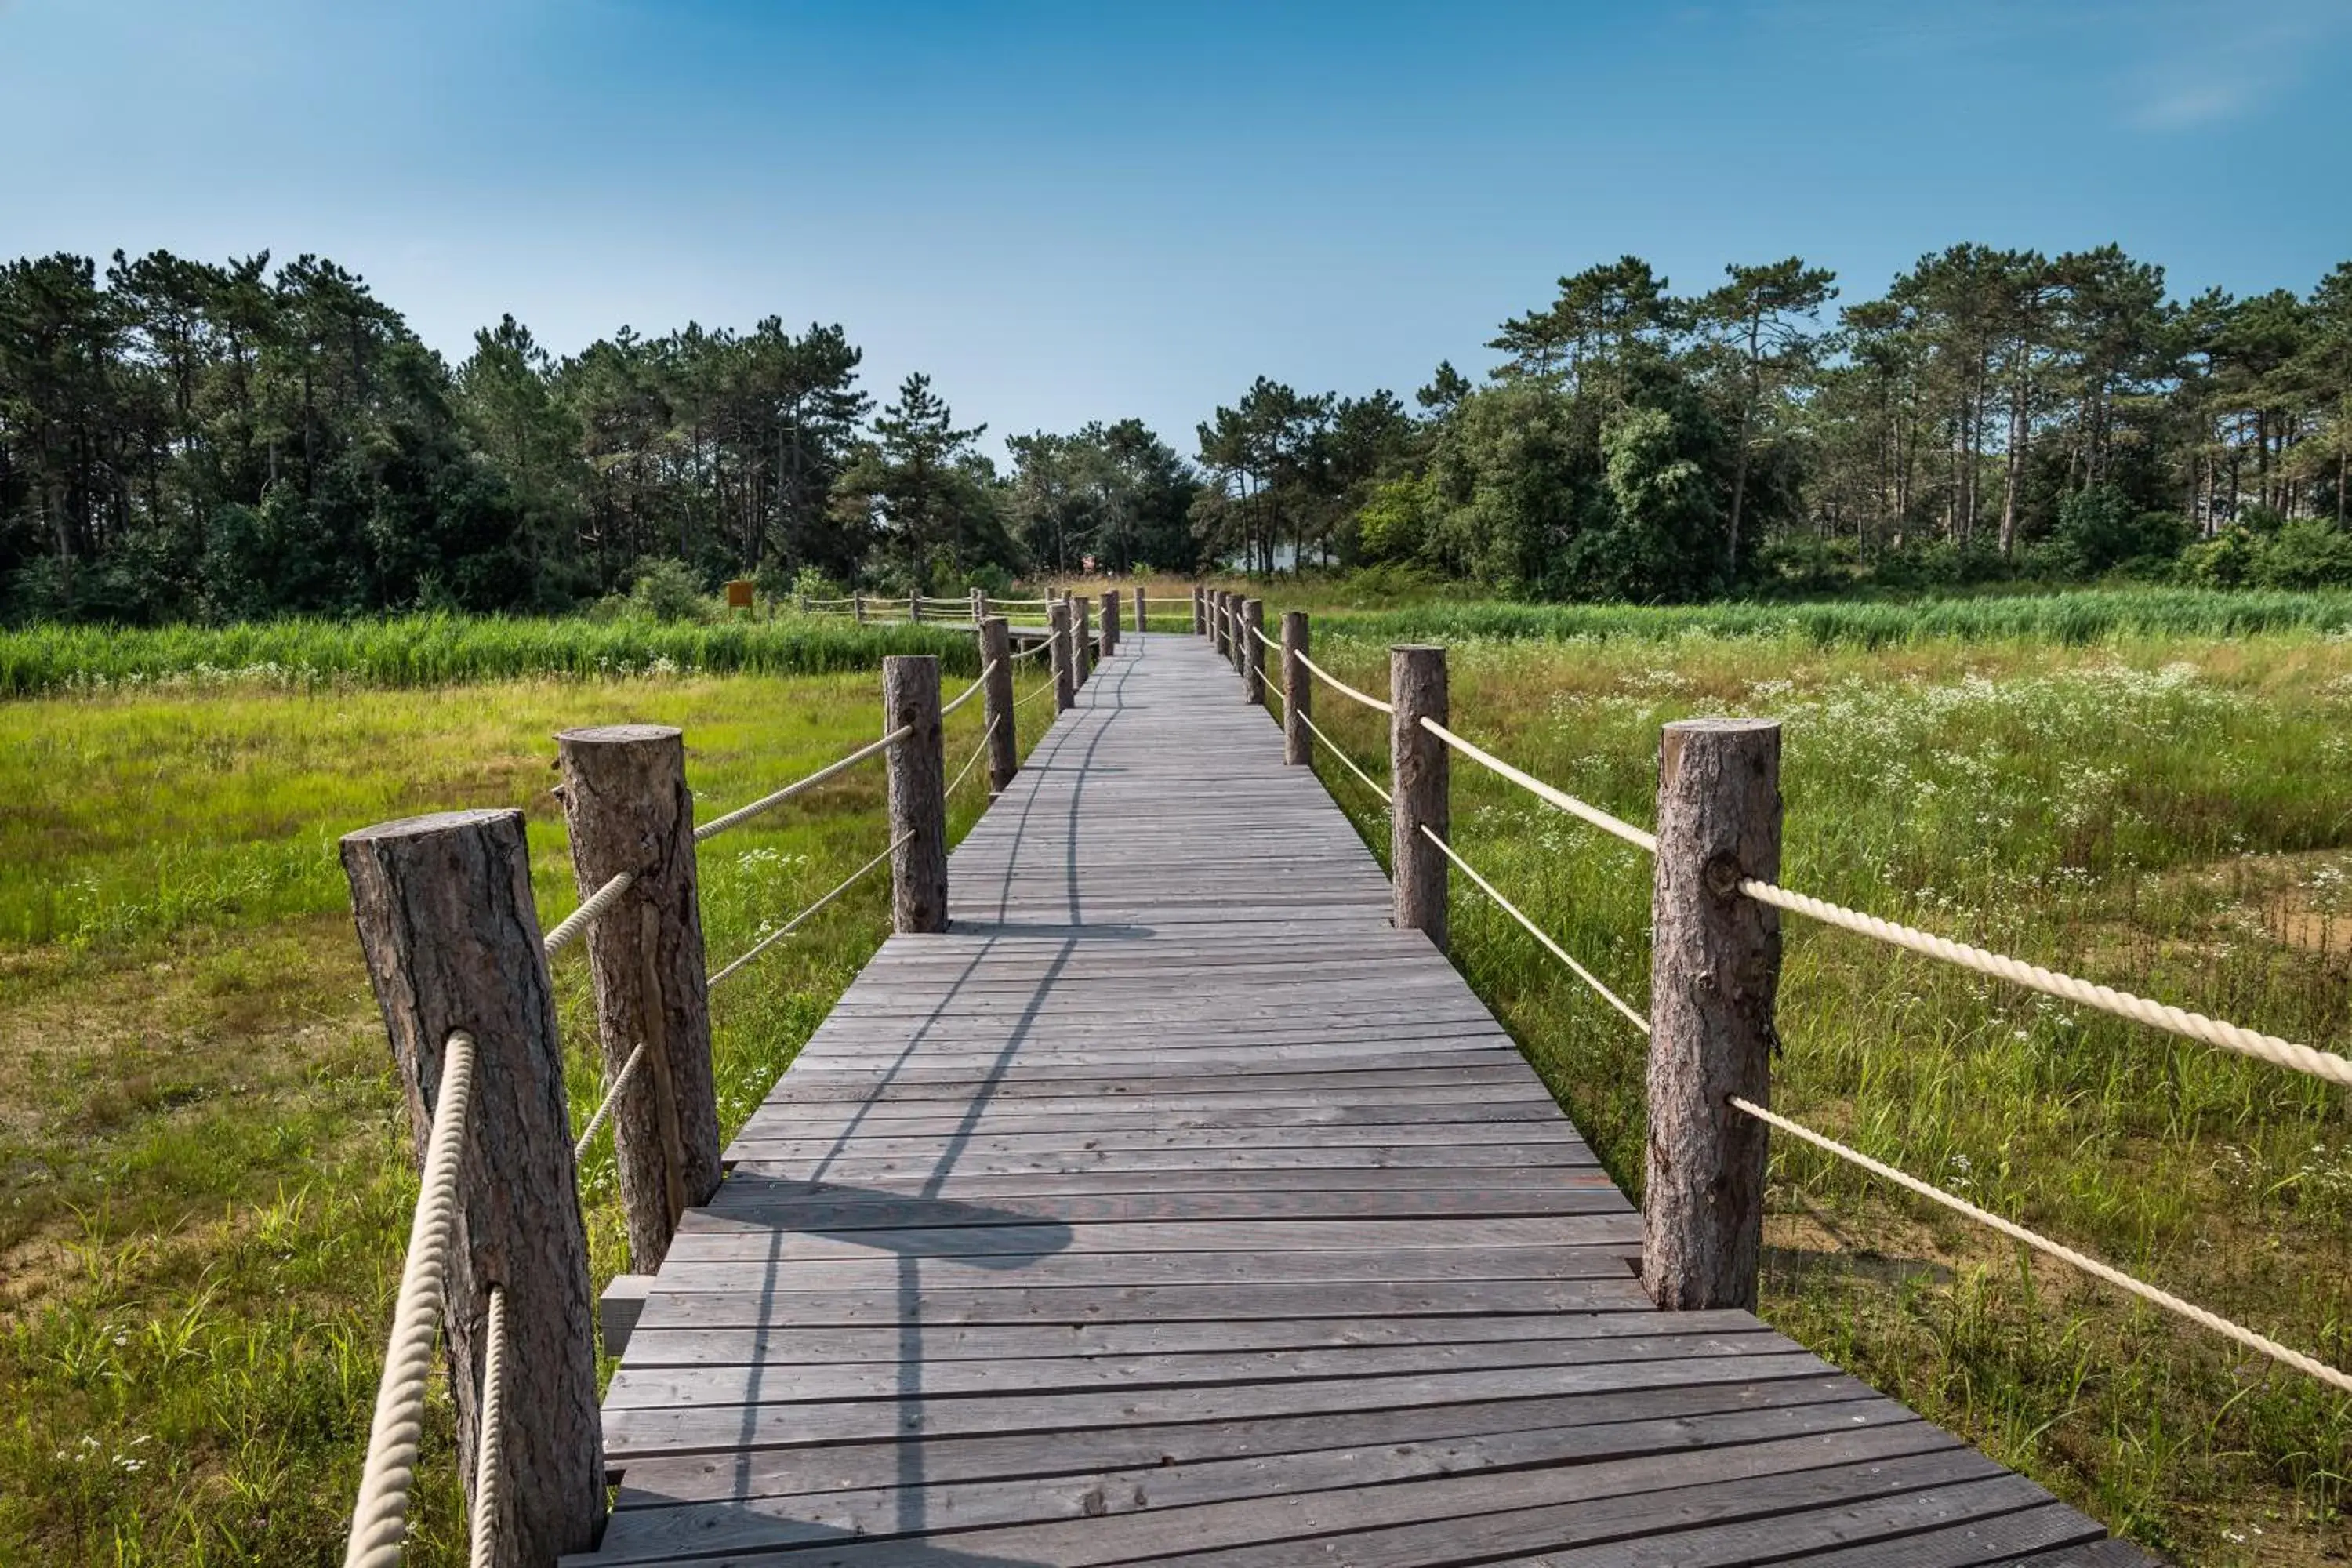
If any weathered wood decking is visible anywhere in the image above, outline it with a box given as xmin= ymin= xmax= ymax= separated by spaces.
xmin=572 ymin=632 xmax=2154 ymax=1568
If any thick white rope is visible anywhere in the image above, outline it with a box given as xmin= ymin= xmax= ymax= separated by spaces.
xmin=706 ymin=830 xmax=912 ymax=990
xmin=1294 ymin=648 xmax=1394 ymax=714
xmin=1015 ymin=676 xmax=1058 ymax=709
xmin=1418 ymin=717 xmax=1659 ymax=854
xmin=1299 ymin=708 xmax=1391 ymax=804
xmin=572 ymin=1040 xmax=648 ymax=1161
xmin=941 ymin=661 xmax=996 ymax=717
xmin=949 ymin=716 xmax=1002 ymax=797
xmin=343 ymin=1031 xmax=475 ymax=1568
xmin=1737 ymin=879 xmax=2352 ymax=1091
xmin=692 ymin=725 xmax=911 ymax=843
xmin=1007 ymin=636 xmax=1054 ymax=662
xmin=541 ymin=869 xmax=634 ymax=958
xmin=1732 ymin=1096 xmax=2352 ymax=1395
xmin=466 ymin=1285 xmax=508 ymax=1568
xmin=1418 ymin=825 xmax=1652 ymax=1036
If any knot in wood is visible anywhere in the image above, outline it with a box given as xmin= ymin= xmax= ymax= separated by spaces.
xmin=1704 ymin=852 xmax=1742 ymax=898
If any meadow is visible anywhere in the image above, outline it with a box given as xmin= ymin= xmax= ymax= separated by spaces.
xmin=5 ymin=591 xmax=2351 ymax=1566
xmin=1281 ymin=616 xmax=2352 ymax=1566
xmin=0 ymin=654 xmax=1052 ymax=1565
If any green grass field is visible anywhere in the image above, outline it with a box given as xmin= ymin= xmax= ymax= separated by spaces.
xmin=1279 ymin=619 xmax=2352 ymax=1566
xmin=0 ymin=659 xmax=1052 ymax=1565
xmin=5 ymin=594 xmax=2350 ymax=1565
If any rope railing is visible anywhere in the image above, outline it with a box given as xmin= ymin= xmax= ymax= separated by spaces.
xmin=941 ymin=660 xmax=996 ymax=717
xmin=1298 ymin=707 xmax=1390 ymax=804
xmin=692 ymin=725 xmax=911 ymax=843
xmin=949 ymin=715 xmax=1002 ymax=797
xmin=1014 ymin=676 xmax=1058 ymax=708
xmin=1294 ymin=648 xmax=1394 ymax=714
xmin=706 ymin=830 xmax=912 ymax=990
xmin=1417 ymin=824 xmax=1650 ymax=1036
xmin=466 ymin=1285 xmax=509 ymax=1568
xmin=343 ymin=1030 xmax=475 ymax=1568
xmin=1007 ymin=636 xmax=1054 ymax=662
xmin=1731 ymin=1095 xmax=2352 ymax=1396
xmin=541 ymin=869 xmax=635 ymax=957
xmin=1734 ymin=877 xmax=2352 ymax=1091
xmin=1419 ymin=717 xmax=1659 ymax=854
xmin=572 ymin=1040 xmax=648 ymax=1161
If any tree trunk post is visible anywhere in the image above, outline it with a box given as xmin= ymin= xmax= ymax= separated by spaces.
xmin=1102 ymin=590 xmax=1120 ymax=656
xmin=1229 ymin=593 xmax=1247 ymax=675
xmin=1240 ymin=598 xmax=1265 ymax=706
xmin=1048 ymin=600 xmax=1076 ymax=712
xmin=1076 ymin=599 xmax=1094 ymax=684
xmin=971 ymin=587 xmax=985 ymax=623
xmin=793 ymin=592 xmax=806 ymax=615
xmin=883 ymin=655 xmax=948 ymax=933
xmin=339 ymin=808 xmax=604 ymax=1565
xmin=554 ymin=725 xmax=723 ymax=1270
xmin=908 ymin=590 xmax=922 ymax=623
xmin=1643 ymin=718 xmax=1783 ymax=1313
xmin=1388 ymin=645 xmax=1448 ymax=951
xmin=1192 ymin=585 xmax=1206 ymax=635
xmin=853 ymin=592 xmax=865 ymax=625
xmin=1281 ymin=609 xmax=1310 ymax=764
xmin=979 ymin=615 xmax=1018 ymax=794
xmin=1134 ymin=584 xmax=1148 ymax=635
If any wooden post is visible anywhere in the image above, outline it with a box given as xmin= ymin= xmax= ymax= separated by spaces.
xmin=1229 ymin=593 xmax=1247 ymax=675
xmin=1134 ymin=584 xmax=1148 ymax=635
xmin=883 ymin=656 xmax=948 ymax=933
xmin=339 ymin=808 xmax=604 ymax=1564
xmin=1281 ymin=609 xmax=1310 ymax=764
xmin=1211 ymin=591 xmax=1230 ymax=661
xmin=1644 ymin=719 xmax=1783 ymax=1312
xmin=909 ymin=590 xmax=922 ymax=623
xmin=854 ymin=592 xmax=866 ymax=625
xmin=1192 ymin=585 xmax=1206 ymax=635
xmin=1102 ymin=590 xmax=1120 ymax=656
xmin=1388 ymin=645 xmax=1449 ymax=951
xmin=554 ymin=724 xmax=723 ymax=1269
xmin=979 ymin=615 xmax=1018 ymax=793
xmin=971 ymin=587 xmax=985 ymax=623
xmin=1048 ymin=601 xmax=1076 ymax=712
xmin=1241 ymin=598 xmax=1265 ymax=705
xmin=1076 ymin=599 xmax=1094 ymax=684
xmin=793 ymin=591 xmax=806 ymax=615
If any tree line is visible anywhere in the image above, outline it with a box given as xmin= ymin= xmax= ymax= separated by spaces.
xmin=4 ymin=241 xmax=2349 ymax=624
xmin=1202 ymin=247 xmax=2352 ymax=599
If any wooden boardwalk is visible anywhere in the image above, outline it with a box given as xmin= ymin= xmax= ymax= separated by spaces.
xmin=572 ymin=633 xmax=2156 ymax=1568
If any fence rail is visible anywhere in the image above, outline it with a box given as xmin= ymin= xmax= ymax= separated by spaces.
xmin=335 ymin=609 xmax=1067 ymax=1566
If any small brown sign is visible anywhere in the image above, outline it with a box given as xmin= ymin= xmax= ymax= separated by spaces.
xmin=724 ymin=579 xmax=755 ymax=610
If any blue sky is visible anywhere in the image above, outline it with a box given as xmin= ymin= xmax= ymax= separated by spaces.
xmin=4 ymin=2 xmax=2348 ymax=458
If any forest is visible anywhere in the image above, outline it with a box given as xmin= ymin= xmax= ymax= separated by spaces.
xmin=2 ymin=241 xmax=2349 ymax=623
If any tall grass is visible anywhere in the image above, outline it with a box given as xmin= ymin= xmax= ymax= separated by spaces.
xmin=1315 ymin=586 xmax=2352 ymax=648
xmin=0 ymin=613 xmax=982 ymax=698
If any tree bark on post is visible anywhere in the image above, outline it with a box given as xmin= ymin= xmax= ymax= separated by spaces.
xmin=554 ymin=724 xmax=722 ymax=1269
xmin=1102 ymin=590 xmax=1120 ymax=656
xmin=854 ymin=592 xmax=866 ymax=625
xmin=971 ymin=588 xmax=985 ymax=623
xmin=1281 ymin=609 xmax=1310 ymax=764
xmin=1134 ymin=584 xmax=1148 ymax=636
xmin=1192 ymin=585 xmax=1206 ymax=635
xmin=1047 ymin=600 xmax=1075 ymax=713
xmin=1208 ymin=591 xmax=1226 ymax=659
xmin=1643 ymin=717 xmax=1782 ymax=1313
xmin=1076 ymin=599 xmax=1094 ymax=684
xmin=883 ymin=655 xmax=948 ymax=934
xmin=979 ymin=615 xmax=1018 ymax=794
xmin=1240 ymin=598 xmax=1265 ymax=706
xmin=909 ymin=590 xmax=922 ymax=623
xmin=339 ymin=808 xmax=604 ymax=1566
xmin=1389 ymin=645 xmax=1448 ymax=952
xmin=1229 ymin=593 xmax=1247 ymax=675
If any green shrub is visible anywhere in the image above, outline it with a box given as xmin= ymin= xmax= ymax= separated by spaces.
xmin=626 ymin=558 xmax=711 ymax=622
